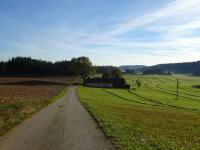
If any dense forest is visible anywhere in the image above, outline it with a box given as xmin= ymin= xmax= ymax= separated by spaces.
xmin=0 ymin=57 xmax=95 ymax=78
xmin=0 ymin=57 xmax=121 ymax=78
xmin=1 ymin=57 xmax=200 ymax=76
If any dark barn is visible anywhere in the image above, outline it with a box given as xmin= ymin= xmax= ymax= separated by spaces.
xmin=84 ymin=77 xmax=130 ymax=88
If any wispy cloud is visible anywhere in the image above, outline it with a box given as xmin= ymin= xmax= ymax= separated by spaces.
xmin=102 ymin=0 xmax=200 ymax=37
xmin=85 ymin=0 xmax=200 ymax=64
xmin=1 ymin=0 xmax=200 ymax=65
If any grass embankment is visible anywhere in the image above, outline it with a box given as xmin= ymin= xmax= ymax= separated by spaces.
xmin=0 ymin=87 xmax=68 ymax=137
xmin=77 ymin=75 xmax=200 ymax=149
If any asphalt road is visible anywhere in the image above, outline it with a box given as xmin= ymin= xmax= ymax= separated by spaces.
xmin=0 ymin=86 xmax=115 ymax=150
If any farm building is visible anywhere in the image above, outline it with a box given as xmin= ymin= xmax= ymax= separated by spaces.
xmin=84 ymin=77 xmax=130 ymax=88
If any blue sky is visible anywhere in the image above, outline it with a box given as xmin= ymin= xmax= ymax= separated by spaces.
xmin=0 ymin=0 xmax=200 ymax=66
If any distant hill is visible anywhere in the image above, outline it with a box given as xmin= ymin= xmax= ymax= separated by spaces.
xmin=120 ymin=61 xmax=200 ymax=75
xmin=119 ymin=65 xmax=146 ymax=72
xmin=140 ymin=61 xmax=200 ymax=75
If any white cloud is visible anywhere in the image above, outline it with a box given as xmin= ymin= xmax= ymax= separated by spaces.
xmin=85 ymin=0 xmax=200 ymax=65
xmin=4 ymin=0 xmax=200 ymax=65
xmin=103 ymin=0 xmax=200 ymax=37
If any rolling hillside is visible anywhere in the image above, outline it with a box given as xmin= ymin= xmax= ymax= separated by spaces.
xmin=122 ymin=61 xmax=200 ymax=75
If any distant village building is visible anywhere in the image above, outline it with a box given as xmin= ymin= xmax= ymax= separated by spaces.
xmin=84 ymin=77 xmax=130 ymax=88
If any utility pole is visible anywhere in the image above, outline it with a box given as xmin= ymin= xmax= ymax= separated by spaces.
xmin=176 ymin=77 xmax=179 ymax=100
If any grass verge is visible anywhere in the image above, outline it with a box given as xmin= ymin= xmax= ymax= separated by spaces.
xmin=77 ymin=86 xmax=200 ymax=150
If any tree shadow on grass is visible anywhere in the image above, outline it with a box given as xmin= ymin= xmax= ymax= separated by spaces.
xmin=103 ymin=89 xmax=200 ymax=112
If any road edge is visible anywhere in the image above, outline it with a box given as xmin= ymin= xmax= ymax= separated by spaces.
xmin=76 ymin=86 xmax=117 ymax=150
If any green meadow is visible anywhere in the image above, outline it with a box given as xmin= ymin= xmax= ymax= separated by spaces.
xmin=77 ymin=75 xmax=200 ymax=150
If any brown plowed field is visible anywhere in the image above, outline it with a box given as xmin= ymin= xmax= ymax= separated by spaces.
xmin=0 ymin=76 xmax=79 ymax=103
xmin=0 ymin=76 xmax=80 ymax=136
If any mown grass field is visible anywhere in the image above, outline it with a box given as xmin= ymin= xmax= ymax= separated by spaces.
xmin=0 ymin=76 xmax=80 ymax=137
xmin=77 ymin=75 xmax=200 ymax=150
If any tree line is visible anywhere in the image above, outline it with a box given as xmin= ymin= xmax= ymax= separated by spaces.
xmin=0 ymin=56 xmax=125 ymax=78
xmin=0 ymin=57 xmax=95 ymax=79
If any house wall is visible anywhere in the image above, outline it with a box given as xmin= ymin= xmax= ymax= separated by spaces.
xmin=85 ymin=83 xmax=113 ymax=88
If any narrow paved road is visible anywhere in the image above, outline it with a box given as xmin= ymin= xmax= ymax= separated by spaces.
xmin=0 ymin=87 xmax=115 ymax=150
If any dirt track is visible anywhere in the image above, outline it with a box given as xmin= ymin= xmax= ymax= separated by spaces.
xmin=0 ymin=86 xmax=115 ymax=150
